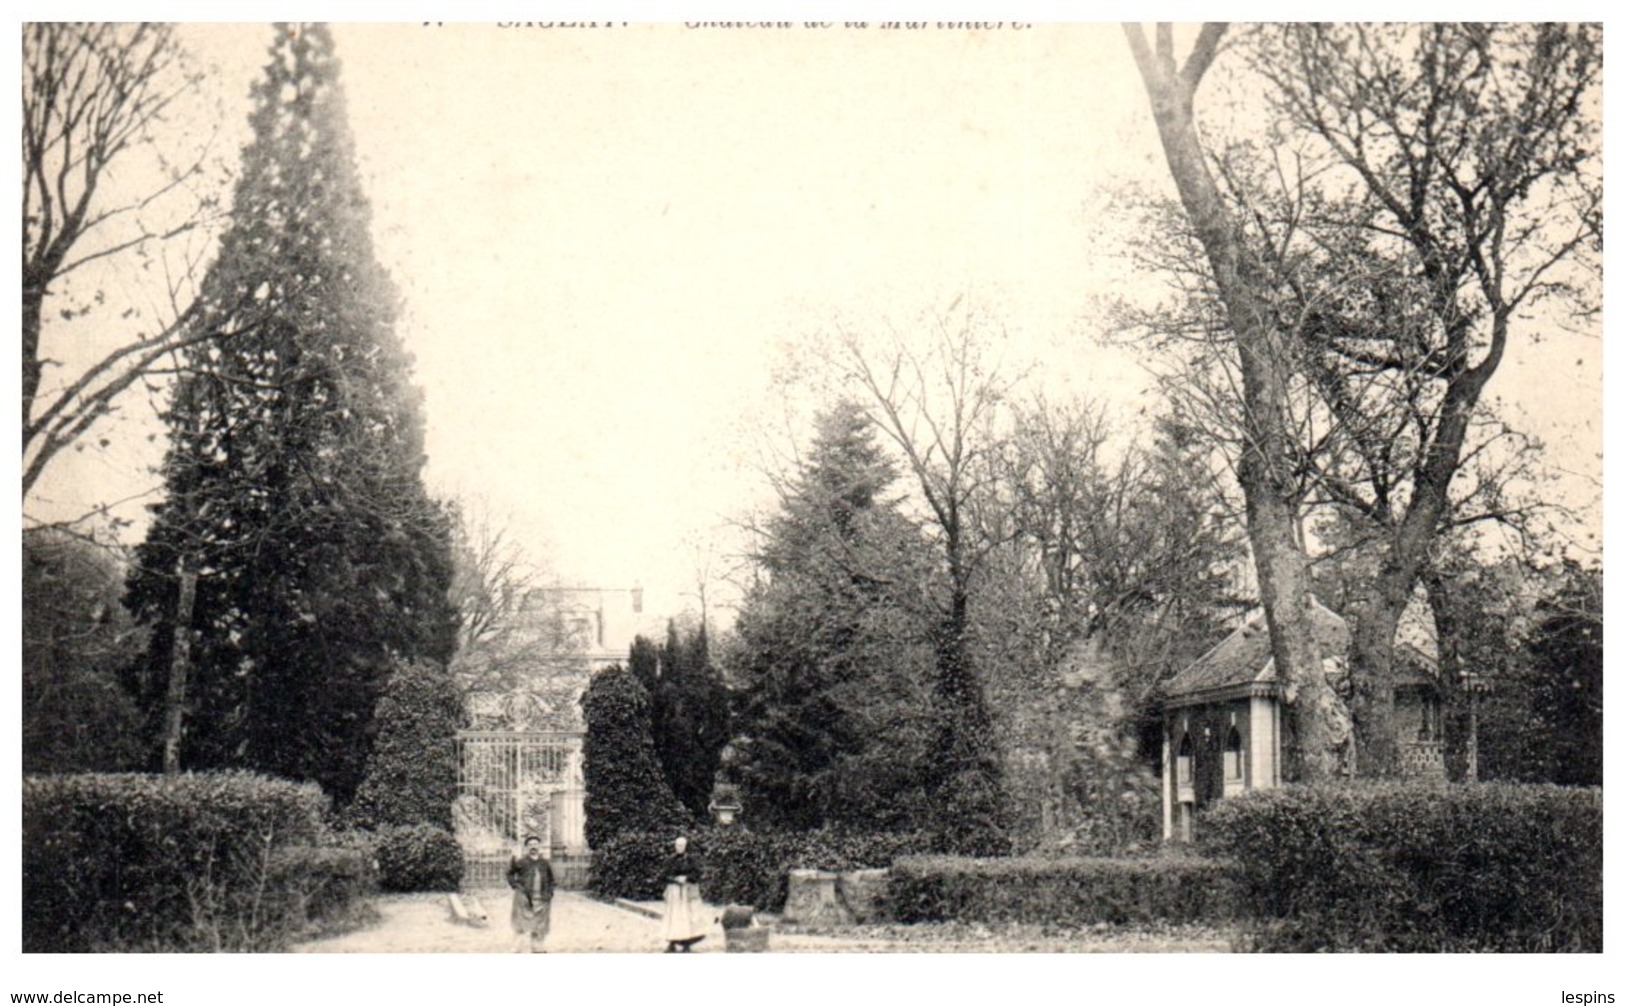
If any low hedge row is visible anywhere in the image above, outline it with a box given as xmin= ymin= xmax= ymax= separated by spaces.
xmin=886 ymin=853 xmax=1238 ymax=926
xmin=1200 ymin=781 xmax=1603 ymax=952
xmin=23 ymin=772 xmax=370 ymax=952
xmin=589 ymin=829 xmax=932 ymax=911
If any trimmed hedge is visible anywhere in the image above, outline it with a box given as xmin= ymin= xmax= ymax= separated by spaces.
xmin=372 ymin=823 xmax=464 ymax=892
xmin=886 ymin=854 xmax=1238 ymax=926
xmin=1200 ymin=781 xmax=1603 ymax=952
xmin=581 ymin=666 xmax=693 ymax=849
xmin=22 ymin=771 xmax=351 ymax=951
xmin=589 ymin=832 xmax=671 ymax=901
xmin=348 ymin=659 xmax=462 ymax=831
xmin=589 ymin=829 xmax=933 ymax=911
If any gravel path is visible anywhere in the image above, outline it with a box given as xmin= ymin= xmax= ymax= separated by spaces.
xmin=294 ymin=890 xmax=1231 ymax=953
xmin=295 ymin=890 xmax=688 ymax=953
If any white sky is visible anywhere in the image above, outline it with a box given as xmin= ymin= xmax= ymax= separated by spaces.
xmin=24 ymin=22 xmax=1603 ymax=617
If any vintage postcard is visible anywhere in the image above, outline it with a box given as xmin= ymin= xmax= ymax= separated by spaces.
xmin=16 ymin=19 xmax=1606 ymax=1002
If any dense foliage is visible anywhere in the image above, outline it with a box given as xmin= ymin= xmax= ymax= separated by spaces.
xmin=974 ymin=416 xmax=1238 ymax=852
xmin=886 ymin=853 xmax=1237 ymax=927
xmin=1200 ymin=781 xmax=1602 ymax=951
xmin=631 ymin=622 xmax=732 ymax=818
xmin=22 ymin=529 xmax=148 ymax=774
xmin=730 ymin=402 xmax=942 ymax=833
xmin=1481 ymin=564 xmax=1603 ymax=787
xmin=371 ymin=823 xmax=465 ymax=893
xmin=581 ymin=665 xmax=693 ymax=848
xmin=348 ymin=660 xmax=465 ymax=830
xmin=124 ymin=24 xmax=458 ymax=804
xmin=22 ymin=771 xmax=367 ymax=951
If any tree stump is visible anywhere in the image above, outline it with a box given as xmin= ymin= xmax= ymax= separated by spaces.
xmin=782 ymin=869 xmax=853 ymax=926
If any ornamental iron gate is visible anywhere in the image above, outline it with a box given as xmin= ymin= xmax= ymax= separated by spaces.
xmin=454 ymin=730 xmax=588 ymax=888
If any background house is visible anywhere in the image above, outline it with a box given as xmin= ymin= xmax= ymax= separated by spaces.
xmin=460 ymin=584 xmax=662 ymax=732
xmin=1160 ymin=599 xmax=1442 ymax=841
xmin=454 ymin=583 xmax=666 ymax=881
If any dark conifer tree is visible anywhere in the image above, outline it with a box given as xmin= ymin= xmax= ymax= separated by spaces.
xmin=1479 ymin=563 xmax=1603 ymax=786
xmin=652 ymin=622 xmax=732 ymax=818
xmin=626 ymin=625 xmax=732 ymax=820
xmin=125 ymin=24 xmax=457 ymax=804
xmin=732 ymin=401 xmax=940 ymax=831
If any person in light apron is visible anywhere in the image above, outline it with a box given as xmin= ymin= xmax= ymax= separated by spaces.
xmin=661 ymin=835 xmax=705 ymax=952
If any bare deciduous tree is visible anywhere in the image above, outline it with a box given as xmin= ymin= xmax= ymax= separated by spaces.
xmin=1123 ymin=23 xmax=1601 ymax=775
xmin=834 ymin=307 xmax=1015 ymax=851
xmin=23 ymin=23 xmax=223 ymax=502
xmin=446 ymin=497 xmax=535 ymax=657
xmin=1124 ymin=23 xmax=1347 ymax=780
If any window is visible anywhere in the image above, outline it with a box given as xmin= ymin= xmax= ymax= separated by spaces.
xmin=567 ymin=617 xmax=593 ymax=646
xmin=1223 ymin=726 xmax=1244 ymax=781
xmin=1176 ymin=732 xmax=1193 ymax=787
xmin=1417 ymin=699 xmax=1436 ymax=741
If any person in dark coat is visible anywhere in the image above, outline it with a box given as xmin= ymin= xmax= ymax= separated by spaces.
xmin=508 ymin=835 xmax=556 ymax=952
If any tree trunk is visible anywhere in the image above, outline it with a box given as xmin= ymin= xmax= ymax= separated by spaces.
xmin=1422 ymin=568 xmax=1471 ymax=782
xmin=1345 ymin=376 xmax=1490 ymax=774
xmin=1250 ymin=494 xmax=1344 ymax=780
xmin=1346 ymin=586 xmax=1403 ymax=776
xmin=22 ymin=278 xmax=44 ymax=454
xmin=1124 ymin=24 xmax=1345 ymax=780
xmin=161 ymin=565 xmax=198 ymax=775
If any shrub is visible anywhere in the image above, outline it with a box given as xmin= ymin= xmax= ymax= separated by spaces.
xmin=372 ymin=823 xmax=464 ymax=892
xmin=708 ymin=829 xmax=936 ymax=911
xmin=348 ymin=659 xmax=463 ymax=830
xmin=22 ymin=771 xmax=336 ymax=951
xmin=581 ymin=666 xmax=692 ymax=848
xmin=22 ymin=528 xmax=150 ymax=775
xmin=1200 ymin=781 xmax=1603 ymax=952
xmin=588 ymin=827 xmax=932 ymax=911
xmin=266 ymin=845 xmax=376 ymax=934
xmin=928 ymin=764 xmax=1013 ymax=857
xmin=885 ymin=853 xmax=1237 ymax=926
xmin=587 ymin=832 xmax=673 ymax=901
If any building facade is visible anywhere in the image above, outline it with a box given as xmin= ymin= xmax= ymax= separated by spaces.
xmin=1160 ymin=600 xmax=1443 ymax=842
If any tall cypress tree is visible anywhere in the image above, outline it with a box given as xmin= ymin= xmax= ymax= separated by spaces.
xmin=628 ymin=625 xmax=732 ymax=819
xmin=651 ymin=622 xmax=732 ymax=818
xmin=125 ymin=24 xmax=457 ymax=804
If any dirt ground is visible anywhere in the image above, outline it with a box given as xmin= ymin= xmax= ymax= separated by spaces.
xmin=293 ymin=890 xmax=1232 ymax=953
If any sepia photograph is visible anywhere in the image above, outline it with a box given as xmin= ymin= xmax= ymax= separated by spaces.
xmin=13 ymin=16 xmax=1606 ymax=1000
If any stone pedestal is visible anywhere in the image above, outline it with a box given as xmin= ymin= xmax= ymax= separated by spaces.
xmin=724 ymin=926 xmax=771 ymax=952
xmin=549 ymin=787 xmax=587 ymax=855
xmin=837 ymin=869 xmax=889 ymax=923
xmin=781 ymin=869 xmax=853 ymax=926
